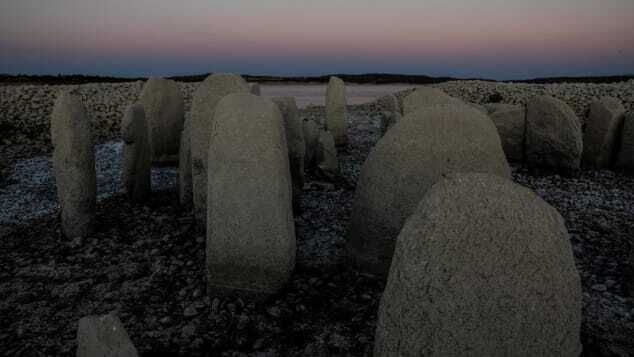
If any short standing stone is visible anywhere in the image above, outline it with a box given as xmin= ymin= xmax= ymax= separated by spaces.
xmin=190 ymin=74 xmax=250 ymax=223
xmin=77 ymin=314 xmax=139 ymax=357
xmin=138 ymin=77 xmax=185 ymax=164
xmin=207 ymin=93 xmax=295 ymax=296
xmin=402 ymin=87 xmax=461 ymax=115
xmin=121 ymin=104 xmax=151 ymax=202
xmin=616 ymin=112 xmax=634 ymax=173
xmin=377 ymin=94 xmax=400 ymax=114
xmin=380 ymin=111 xmax=402 ymax=136
xmin=490 ymin=105 xmax=526 ymax=162
xmin=374 ymin=173 xmax=582 ymax=356
xmin=249 ymin=83 xmax=261 ymax=95
xmin=272 ymin=97 xmax=306 ymax=200
xmin=325 ymin=76 xmax=347 ymax=146
xmin=50 ymin=92 xmax=96 ymax=238
xmin=347 ymin=103 xmax=510 ymax=277
xmin=525 ymin=96 xmax=583 ymax=172
xmin=303 ymin=119 xmax=320 ymax=169
xmin=316 ymin=130 xmax=340 ymax=180
xmin=583 ymin=97 xmax=626 ymax=168
xmin=179 ymin=114 xmax=193 ymax=209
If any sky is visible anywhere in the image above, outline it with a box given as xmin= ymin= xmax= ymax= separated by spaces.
xmin=0 ymin=0 xmax=633 ymax=80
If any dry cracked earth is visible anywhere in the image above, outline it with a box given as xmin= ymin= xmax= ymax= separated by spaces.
xmin=1 ymin=86 xmax=634 ymax=356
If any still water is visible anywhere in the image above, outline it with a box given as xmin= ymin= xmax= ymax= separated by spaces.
xmin=259 ymin=84 xmax=417 ymax=108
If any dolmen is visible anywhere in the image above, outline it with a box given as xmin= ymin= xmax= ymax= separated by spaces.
xmin=583 ymin=97 xmax=626 ymax=168
xmin=525 ymin=95 xmax=583 ymax=173
xmin=207 ymin=93 xmax=296 ymax=297
xmin=138 ymin=77 xmax=185 ymax=164
xmin=121 ymin=104 xmax=151 ymax=202
xmin=325 ymin=76 xmax=347 ymax=146
xmin=50 ymin=91 xmax=96 ymax=238
xmin=374 ymin=173 xmax=582 ymax=356
xmin=77 ymin=314 xmax=138 ymax=357
xmin=190 ymin=73 xmax=250 ymax=223
xmin=347 ymin=102 xmax=510 ymax=277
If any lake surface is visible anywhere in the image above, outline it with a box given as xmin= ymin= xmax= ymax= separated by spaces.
xmin=259 ymin=84 xmax=417 ymax=108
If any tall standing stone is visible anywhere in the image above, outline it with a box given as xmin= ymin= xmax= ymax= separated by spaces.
xmin=375 ymin=173 xmax=582 ymax=356
xmin=325 ymin=76 xmax=347 ymax=146
xmin=490 ymin=105 xmax=526 ymax=162
xmin=616 ymin=112 xmax=634 ymax=173
xmin=315 ymin=130 xmax=340 ymax=180
xmin=207 ymin=93 xmax=296 ymax=296
xmin=272 ymin=97 xmax=305 ymax=200
xmin=347 ymin=103 xmax=511 ymax=277
xmin=179 ymin=114 xmax=193 ymax=209
xmin=583 ymin=97 xmax=626 ymax=168
xmin=50 ymin=92 xmax=96 ymax=238
xmin=402 ymin=87 xmax=460 ymax=115
xmin=303 ymin=119 xmax=320 ymax=169
xmin=121 ymin=104 xmax=151 ymax=202
xmin=249 ymin=83 xmax=261 ymax=95
xmin=77 ymin=314 xmax=139 ymax=357
xmin=191 ymin=74 xmax=250 ymax=222
xmin=525 ymin=96 xmax=583 ymax=172
xmin=138 ymin=77 xmax=185 ymax=164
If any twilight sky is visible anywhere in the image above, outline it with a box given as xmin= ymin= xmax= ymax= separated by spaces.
xmin=1 ymin=0 xmax=633 ymax=80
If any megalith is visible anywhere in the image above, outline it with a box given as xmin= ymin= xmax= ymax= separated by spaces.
xmin=374 ymin=173 xmax=582 ymax=357
xmin=272 ymin=97 xmax=306 ymax=200
xmin=377 ymin=94 xmax=400 ymax=114
xmin=347 ymin=103 xmax=510 ymax=277
xmin=249 ymin=83 xmax=261 ymax=95
xmin=179 ymin=114 xmax=193 ymax=209
xmin=583 ymin=97 xmax=626 ymax=168
xmin=121 ymin=103 xmax=151 ymax=202
xmin=190 ymin=73 xmax=250 ymax=222
xmin=207 ymin=93 xmax=295 ymax=296
xmin=490 ymin=105 xmax=526 ymax=162
xmin=138 ymin=77 xmax=185 ymax=164
xmin=50 ymin=92 xmax=96 ymax=238
xmin=402 ymin=87 xmax=461 ymax=115
xmin=316 ymin=130 xmax=340 ymax=181
xmin=325 ymin=76 xmax=347 ymax=146
xmin=616 ymin=112 xmax=634 ymax=173
xmin=525 ymin=96 xmax=583 ymax=172
xmin=303 ymin=119 xmax=320 ymax=169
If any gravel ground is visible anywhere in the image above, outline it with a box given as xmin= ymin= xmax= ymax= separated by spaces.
xmin=1 ymin=101 xmax=633 ymax=355
xmin=0 ymin=141 xmax=177 ymax=225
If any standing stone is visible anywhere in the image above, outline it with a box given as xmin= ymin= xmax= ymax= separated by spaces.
xmin=377 ymin=94 xmax=400 ymax=114
xmin=121 ymin=104 xmax=151 ymax=202
xmin=138 ymin=77 xmax=185 ymax=164
xmin=402 ymin=87 xmax=461 ymax=115
xmin=525 ymin=96 xmax=583 ymax=172
xmin=315 ymin=130 xmax=340 ymax=181
xmin=380 ymin=111 xmax=402 ymax=136
xmin=77 ymin=314 xmax=139 ymax=357
xmin=249 ymin=83 xmax=261 ymax=95
xmin=490 ymin=105 xmax=526 ymax=162
xmin=50 ymin=92 xmax=96 ymax=238
xmin=207 ymin=93 xmax=295 ymax=296
xmin=347 ymin=104 xmax=510 ymax=277
xmin=325 ymin=76 xmax=347 ymax=146
xmin=583 ymin=97 xmax=626 ymax=168
xmin=272 ymin=97 xmax=305 ymax=200
xmin=191 ymin=74 xmax=249 ymax=222
xmin=484 ymin=103 xmax=522 ymax=115
xmin=179 ymin=114 xmax=193 ymax=209
xmin=616 ymin=112 xmax=634 ymax=173
xmin=375 ymin=173 xmax=582 ymax=357
xmin=303 ymin=119 xmax=320 ymax=169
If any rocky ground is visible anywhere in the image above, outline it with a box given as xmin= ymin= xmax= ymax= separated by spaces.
xmin=1 ymin=82 xmax=634 ymax=356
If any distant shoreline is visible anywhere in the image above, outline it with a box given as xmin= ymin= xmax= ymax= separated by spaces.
xmin=1 ymin=73 xmax=633 ymax=86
